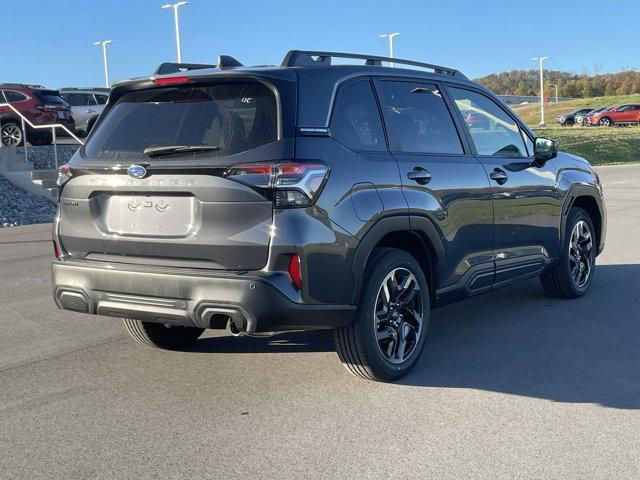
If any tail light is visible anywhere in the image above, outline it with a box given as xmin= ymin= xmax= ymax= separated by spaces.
xmin=57 ymin=164 xmax=74 ymax=187
xmin=288 ymin=254 xmax=302 ymax=290
xmin=225 ymin=161 xmax=329 ymax=208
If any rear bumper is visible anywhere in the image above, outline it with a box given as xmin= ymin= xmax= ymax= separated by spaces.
xmin=52 ymin=260 xmax=355 ymax=332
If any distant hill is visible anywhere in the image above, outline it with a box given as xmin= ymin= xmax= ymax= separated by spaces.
xmin=475 ymin=70 xmax=640 ymax=98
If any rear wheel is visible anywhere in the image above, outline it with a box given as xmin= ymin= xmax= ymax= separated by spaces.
xmin=540 ymin=208 xmax=596 ymax=299
xmin=123 ymin=319 xmax=204 ymax=350
xmin=28 ymin=131 xmax=53 ymax=146
xmin=1 ymin=121 xmax=23 ymax=146
xmin=334 ymin=248 xmax=430 ymax=382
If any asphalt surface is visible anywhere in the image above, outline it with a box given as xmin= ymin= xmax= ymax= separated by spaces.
xmin=1 ymin=165 xmax=639 ymax=479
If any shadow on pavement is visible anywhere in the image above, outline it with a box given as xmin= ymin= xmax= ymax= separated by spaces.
xmin=189 ymin=330 xmax=334 ymax=354
xmin=190 ymin=264 xmax=640 ymax=409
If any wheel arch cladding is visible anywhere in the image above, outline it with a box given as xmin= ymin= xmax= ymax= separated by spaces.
xmin=351 ymin=217 xmax=441 ymax=305
xmin=571 ymin=195 xmax=603 ymax=253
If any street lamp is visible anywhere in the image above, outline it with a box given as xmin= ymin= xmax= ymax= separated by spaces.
xmin=162 ymin=1 xmax=190 ymax=63
xmin=532 ymin=56 xmax=551 ymax=127
xmin=379 ymin=32 xmax=401 ymax=67
xmin=548 ymin=83 xmax=559 ymax=103
xmin=93 ymin=40 xmax=113 ymax=88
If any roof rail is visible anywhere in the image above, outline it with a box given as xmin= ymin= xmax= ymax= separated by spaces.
xmin=281 ymin=50 xmax=467 ymax=78
xmin=0 ymin=83 xmax=46 ymax=89
xmin=59 ymin=87 xmax=110 ymax=92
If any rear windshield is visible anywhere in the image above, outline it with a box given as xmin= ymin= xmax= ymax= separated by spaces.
xmin=34 ymin=90 xmax=67 ymax=105
xmin=84 ymin=82 xmax=278 ymax=161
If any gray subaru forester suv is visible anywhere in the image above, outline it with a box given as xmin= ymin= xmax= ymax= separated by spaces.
xmin=52 ymin=51 xmax=606 ymax=382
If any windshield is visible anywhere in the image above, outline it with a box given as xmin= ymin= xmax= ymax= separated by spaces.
xmin=84 ymin=82 xmax=278 ymax=161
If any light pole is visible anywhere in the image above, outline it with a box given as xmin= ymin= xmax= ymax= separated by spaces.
xmin=93 ymin=40 xmax=113 ymax=88
xmin=548 ymin=83 xmax=559 ymax=103
xmin=162 ymin=1 xmax=189 ymax=63
xmin=379 ymin=32 xmax=401 ymax=67
xmin=532 ymin=56 xmax=550 ymax=127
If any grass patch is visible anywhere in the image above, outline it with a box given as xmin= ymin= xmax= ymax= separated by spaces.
xmin=511 ymin=93 xmax=640 ymax=127
xmin=509 ymin=94 xmax=640 ymax=165
xmin=533 ymin=126 xmax=640 ymax=166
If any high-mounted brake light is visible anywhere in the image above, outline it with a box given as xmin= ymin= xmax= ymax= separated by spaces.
xmin=153 ymin=76 xmax=193 ymax=86
xmin=225 ymin=161 xmax=329 ymax=208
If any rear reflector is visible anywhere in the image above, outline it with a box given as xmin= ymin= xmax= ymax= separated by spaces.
xmin=153 ymin=76 xmax=192 ymax=85
xmin=53 ymin=240 xmax=61 ymax=259
xmin=289 ymin=254 xmax=302 ymax=290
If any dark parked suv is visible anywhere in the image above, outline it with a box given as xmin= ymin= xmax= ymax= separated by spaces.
xmin=52 ymin=51 xmax=606 ymax=382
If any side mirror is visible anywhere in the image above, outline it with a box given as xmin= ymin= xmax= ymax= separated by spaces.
xmin=534 ymin=137 xmax=558 ymax=164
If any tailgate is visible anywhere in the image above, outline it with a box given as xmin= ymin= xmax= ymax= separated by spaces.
xmin=58 ymin=173 xmax=273 ymax=270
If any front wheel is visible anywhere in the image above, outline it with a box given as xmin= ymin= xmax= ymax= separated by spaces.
xmin=123 ymin=319 xmax=204 ymax=350
xmin=334 ymin=248 xmax=430 ymax=382
xmin=540 ymin=207 xmax=596 ymax=299
xmin=598 ymin=117 xmax=612 ymax=127
xmin=1 ymin=121 xmax=23 ymax=146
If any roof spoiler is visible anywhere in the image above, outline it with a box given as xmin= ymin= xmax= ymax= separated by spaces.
xmin=281 ymin=50 xmax=467 ymax=78
xmin=154 ymin=55 xmax=244 ymax=75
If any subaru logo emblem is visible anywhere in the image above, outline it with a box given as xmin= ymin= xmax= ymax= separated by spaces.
xmin=127 ymin=164 xmax=147 ymax=179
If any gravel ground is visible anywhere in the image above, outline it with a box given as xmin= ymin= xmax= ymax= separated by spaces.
xmin=0 ymin=176 xmax=56 ymax=227
xmin=17 ymin=145 xmax=80 ymax=170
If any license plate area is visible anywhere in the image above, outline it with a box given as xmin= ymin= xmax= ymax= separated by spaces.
xmin=101 ymin=194 xmax=196 ymax=238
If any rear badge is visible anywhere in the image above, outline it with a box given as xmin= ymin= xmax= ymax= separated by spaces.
xmin=127 ymin=164 xmax=147 ymax=179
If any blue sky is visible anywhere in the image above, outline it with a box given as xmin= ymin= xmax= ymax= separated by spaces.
xmin=1 ymin=0 xmax=638 ymax=89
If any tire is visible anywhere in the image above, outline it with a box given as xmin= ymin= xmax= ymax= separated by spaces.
xmin=598 ymin=117 xmax=612 ymax=127
xmin=28 ymin=132 xmax=53 ymax=146
xmin=334 ymin=248 xmax=430 ymax=382
xmin=1 ymin=121 xmax=24 ymax=146
xmin=540 ymin=207 xmax=596 ymax=299
xmin=123 ymin=319 xmax=204 ymax=350
xmin=86 ymin=117 xmax=98 ymax=135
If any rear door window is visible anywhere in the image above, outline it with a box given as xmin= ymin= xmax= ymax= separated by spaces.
xmin=84 ymin=82 xmax=278 ymax=160
xmin=448 ymin=87 xmax=527 ymax=157
xmin=3 ymin=91 xmax=28 ymax=103
xmin=376 ymin=81 xmax=463 ymax=155
xmin=95 ymin=94 xmax=108 ymax=105
xmin=330 ymin=80 xmax=386 ymax=151
xmin=66 ymin=93 xmax=91 ymax=106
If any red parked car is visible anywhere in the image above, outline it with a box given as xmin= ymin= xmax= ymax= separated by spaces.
xmin=0 ymin=83 xmax=74 ymax=146
xmin=589 ymin=104 xmax=640 ymax=127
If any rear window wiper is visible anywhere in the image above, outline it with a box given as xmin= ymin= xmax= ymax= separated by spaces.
xmin=143 ymin=145 xmax=220 ymax=158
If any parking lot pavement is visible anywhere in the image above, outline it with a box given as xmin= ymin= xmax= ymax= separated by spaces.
xmin=1 ymin=165 xmax=639 ymax=479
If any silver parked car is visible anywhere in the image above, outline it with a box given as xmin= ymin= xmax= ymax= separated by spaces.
xmin=58 ymin=88 xmax=109 ymax=136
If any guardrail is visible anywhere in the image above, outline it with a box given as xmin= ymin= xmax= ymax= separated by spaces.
xmin=0 ymin=102 xmax=84 ymax=170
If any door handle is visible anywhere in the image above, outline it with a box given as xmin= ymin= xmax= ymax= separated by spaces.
xmin=86 ymin=108 xmax=95 ymax=114
xmin=407 ymin=168 xmax=431 ymax=185
xmin=489 ymin=168 xmax=508 ymax=185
